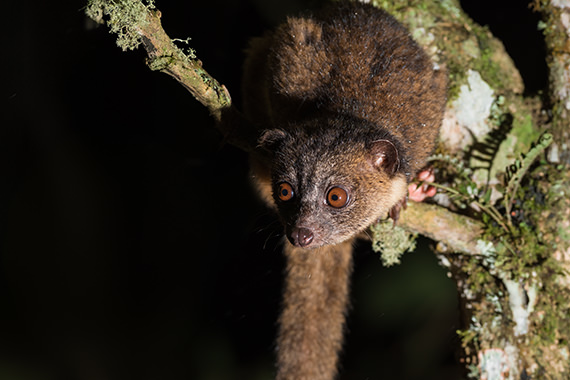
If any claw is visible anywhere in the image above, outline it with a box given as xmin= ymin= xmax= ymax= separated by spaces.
xmin=388 ymin=196 xmax=407 ymax=225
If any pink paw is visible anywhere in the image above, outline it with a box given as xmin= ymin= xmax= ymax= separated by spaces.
xmin=408 ymin=168 xmax=436 ymax=202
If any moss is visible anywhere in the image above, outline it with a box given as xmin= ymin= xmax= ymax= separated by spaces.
xmin=372 ymin=0 xmax=522 ymax=102
xmin=528 ymin=277 xmax=570 ymax=377
xmin=437 ymin=131 xmax=570 ymax=376
xmin=471 ymin=32 xmax=505 ymax=92
xmin=489 ymin=164 xmax=570 ymax=375
xmin=512 ymin=112 xmax=540 ymax=151
xmin=557 ymin=224 xmax=570 ymax=242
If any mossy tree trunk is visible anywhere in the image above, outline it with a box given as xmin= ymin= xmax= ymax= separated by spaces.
xmin=86 ymin=0 xmax=570 ymax=378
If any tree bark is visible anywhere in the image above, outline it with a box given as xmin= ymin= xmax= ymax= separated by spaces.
xmin=534 ymin=0 xmax=570 ymax=163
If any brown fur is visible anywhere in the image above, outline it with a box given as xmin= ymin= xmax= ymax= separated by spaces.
xmin=243 ymin=2 xmax=447 ymax=379
xmin=277 ymin=241 xmax=353 ymax=380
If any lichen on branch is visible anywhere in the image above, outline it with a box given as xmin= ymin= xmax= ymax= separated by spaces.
xmin=85 ymin=0 xmax=231 ymax=123
xmin=86 ymin=0 xmax=157 ymax=51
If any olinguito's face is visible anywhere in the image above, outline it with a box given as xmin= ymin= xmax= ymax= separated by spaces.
xmin=266 ymin=125 xmax=407 ymax=249
xmin=273 ymin=155 xmax=359 ymax=248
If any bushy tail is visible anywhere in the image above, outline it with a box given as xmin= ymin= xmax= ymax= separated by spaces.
xmin=276 ymin=239 xmax=354 ymax=380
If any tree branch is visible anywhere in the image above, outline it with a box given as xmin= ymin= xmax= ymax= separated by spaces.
xmin=135 ymin=9 xmax=230 ymax=119
xmin=398 ymin=202 xmax=484 ymax=256
xmin=86 ymin=0 xmax=257 ymax=152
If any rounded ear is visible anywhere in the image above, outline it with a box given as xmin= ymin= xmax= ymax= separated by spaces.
xmin=258 ymin=129 xmax=288 ymax=151
xmin=369 ymin=139 xmax=400 ymax=175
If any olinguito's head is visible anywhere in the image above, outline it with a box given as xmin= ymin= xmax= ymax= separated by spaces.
xmin=259 ymin=117 xmax=408 ymax=249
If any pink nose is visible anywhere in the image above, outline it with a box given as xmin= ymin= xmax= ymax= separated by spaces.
xmin=291 ymin=227 xmax=314 ymax=247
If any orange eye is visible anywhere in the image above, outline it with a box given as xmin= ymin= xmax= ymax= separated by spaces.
xmin=327 ymin=187 xmax=349 ymax=208
xmin=278 ymin=182 xmax=294 ymax=202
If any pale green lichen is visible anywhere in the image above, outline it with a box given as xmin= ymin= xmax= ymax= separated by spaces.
xmin=439 ymin=0 xmax=462 ymax=19
xmin=172 ymin=38 xmax=197 ymax=60
xmin=461 ymin=37 xmax=481 ymax=59
xmin=85 ymin=0 xmax=156 ymax=51
xmin=370 ymin=220 xmax=417 ymax=266
xmin=478 ymin=348 xmax=509 ymax=380
xmin=146 ymin=55 xmax=175 ymax=71
xmin=467 ymin=363 xmax=480 ymax=379
xmin=476 ymin=240 xmax=496 ymax=267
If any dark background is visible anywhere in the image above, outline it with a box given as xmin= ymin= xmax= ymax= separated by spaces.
xmin=2 ymin=1 xmax=546 ymax=379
